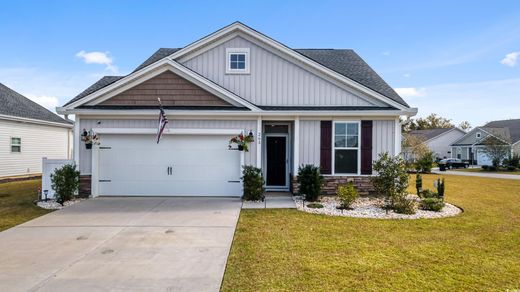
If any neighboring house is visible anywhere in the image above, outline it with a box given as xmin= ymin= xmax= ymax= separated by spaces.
xmin=0 ymin=83 xmax=73 ymax=178
xmin=404 ymin=127 xmax=466 ymax=160
xmin=57 ymin=22 xmax=417 ymax=197
xmin=450 ymin=119 xmax=520 ymax=165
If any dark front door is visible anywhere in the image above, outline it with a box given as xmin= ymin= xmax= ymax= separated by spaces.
xmin=266 ymin=136 xmax=287 ymax=187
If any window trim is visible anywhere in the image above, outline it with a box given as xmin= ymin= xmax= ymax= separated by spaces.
xmin=332 ymin=121 xmax=361 ymax=175
xmin=225 ymin=48 xmax=250 ymax=74
xmin=10 ymin=137 xmax=21 ymax=153
xmin=476 ymin=132 xmax=481 ymax=139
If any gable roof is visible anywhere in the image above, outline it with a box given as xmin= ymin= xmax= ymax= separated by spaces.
xmin=295 ymin=49 xmax=408 ymax=107
xmin=0 ymin=83 xmax=71 ymax=125
xmin=483 ymin=119 xmax=520 ymax=144
xmin=63 ymin=22 xmax=412 ymax=111
xmin=408 ymin=127 xmax=456 ymax=141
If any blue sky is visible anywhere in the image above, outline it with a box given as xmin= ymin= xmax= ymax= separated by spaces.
xmin=1 ymin=0 xmax=519 ymax=126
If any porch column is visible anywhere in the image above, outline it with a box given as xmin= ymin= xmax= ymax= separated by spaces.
xmin=256 ymin=116 xmax=262 ymax=167
xmin=74 ymin=115 xmax=80 ymax=167
xmin=293 ymin=116 xmax=300 ymax=176
xmin=394 ymin=118 xmax=401 ymax=156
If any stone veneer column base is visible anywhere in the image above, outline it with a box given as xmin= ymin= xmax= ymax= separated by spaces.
xmin=79 ymin=175 xmax=91 ymax=198
xmin=292 ymin=176 xmax=375 ymax=196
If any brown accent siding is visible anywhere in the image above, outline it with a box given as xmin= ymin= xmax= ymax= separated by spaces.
xmin=320 ymin=121 xmax=332 ymax=174
xmin=79 ymin=175 xmax=91 ymax=198
xmin=361 ymin=120 xmax=373 ymax=175
xmin=100 ymin=71 xmax=232 ymax=107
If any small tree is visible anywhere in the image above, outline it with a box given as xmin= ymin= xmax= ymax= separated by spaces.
xmin=415 ymin=151 xmax=436 ymax=173
xmin=336 ymin=182 xmax=358 ymax=210
xmin=372 ymin=152 xmax=415 ymax=214
xmin=51 ymin=164 xmax=80 ymax=205
xmin=297 ymin=165 xmax=323 ymax=201
xmin=402 ymin=133 xmax=429 ymax=162
xmin=481 ymin=135 xmax=510 ymax=168
xmin=241 ymin=166 xmax=265 ymax=201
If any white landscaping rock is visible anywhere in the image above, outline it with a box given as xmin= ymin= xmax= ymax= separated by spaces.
xmin=36 ymin=199 xmax=84 ymax=210
xmin=294 ymin=196 xmax=462 ymax=219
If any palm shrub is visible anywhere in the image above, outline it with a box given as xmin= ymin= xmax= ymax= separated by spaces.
xmin=297 ymin=164 xmax=323 ymax=201
xmin=336 ymin=182 xmax=358 ymax=210
xmin=242 ymin=165 xmax=265 ymax=201
xmin=51 ymin=164 xmax=80 ymax=205
xmin=415 ymin=151 xmax=436 ymax=173
xmin=372 ymin=152 xmax=415 ymax=214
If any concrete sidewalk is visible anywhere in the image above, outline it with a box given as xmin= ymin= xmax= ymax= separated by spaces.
xmin=0 ymin=197 xmax=242 ymax=292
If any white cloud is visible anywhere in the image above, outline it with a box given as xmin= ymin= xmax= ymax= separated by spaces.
xmin=76 ymin=50 xmax=118 ymax=73
xmin=500 ymin=51 xmax=520 ymax=67
xmin=25 ymin=94 xmax=60 ymax=112
xmin=403 ymin=73 xmax=411 ymax=78
xmin=394 ymin=87 xmax=425 ymax=98
xmin=382 ymin=51 xmax=391 ymax=56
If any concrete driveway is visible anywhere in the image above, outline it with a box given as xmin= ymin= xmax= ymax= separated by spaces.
xmin=0 ymin=197 xmax=242 ymax=292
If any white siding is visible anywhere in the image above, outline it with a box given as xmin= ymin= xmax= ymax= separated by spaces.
xmin=426 ymin=129 xmax=466 ymax=159
xmin=0 ymin=119 xmax=71 ymax=177
xmin=183 ymin=36 xmax=381 ymax=107
xmin=79 ymin=119 xmax=258 ymax=174
xmin=299 ymin=120 xmax=320 ymax=166
xmin=372 ymin=120 xmax=395 ymax=160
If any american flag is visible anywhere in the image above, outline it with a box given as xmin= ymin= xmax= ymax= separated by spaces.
xmin=156 ymin=100 xmax=168 ymax=144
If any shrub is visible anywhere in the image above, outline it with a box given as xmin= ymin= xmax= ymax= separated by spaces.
xmin=436 ymin=178 xmax=445 ymax=198
xmin=488 ymin=166 xmax=497 ymax=171
xmin=306 ymin=203 xmax=324 ymax=209
xmin=482 ymin=165 xmax=489 ymax=170
xmin=416 ymin=151 xmax=436 ymax=173
xmin=421 ymin=198 xmax=445 ymax=212
xmin=336 ymin=182 xmax=358 ymax=210
xmin=297 ymin=165 xmax=323 ymax=201
xmin=241 ymin=165 xmax=265 ymax=201
xmin=420 ymin=189 xmax=439 ymax=199
xmin=372 ymin=152 xmax=415 ymax=214
xmin=415 ymin=173 xmax=422 ymax=196
xmin=508 ymin=154 xmax=520 ymax=168
xmin=51 ymin=164 xmax=80 ymax=205
xmin=507 ymin=166 xmax=517 ymax=171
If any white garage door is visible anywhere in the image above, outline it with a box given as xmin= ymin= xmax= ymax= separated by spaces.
xmin=97 ymin=134 xmax=242 ymax=196
xmin=476 ymin=149 xmax=492 ymax=166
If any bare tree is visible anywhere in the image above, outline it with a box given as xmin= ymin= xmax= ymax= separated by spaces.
xmin=481 ymin=135 xmax=511 ymax=168
xmin=458 ymin=121 xmax=472 ymax=131
xmin=402 ymin=133 xmax=429 ymax=161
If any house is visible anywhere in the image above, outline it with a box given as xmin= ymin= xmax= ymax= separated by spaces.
xmin=450 ymin=119 xmax=520 ymax=165
xmin=57 ymin=22 xmax=417 ymax=197
xmin=0 ymin=83 xmax=73 ymax=178
xmin=404 ymin=127 xmax=466 ymax=160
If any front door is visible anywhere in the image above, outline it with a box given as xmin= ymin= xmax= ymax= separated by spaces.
xmin=265 ymin=135 xmax=287 ymax=188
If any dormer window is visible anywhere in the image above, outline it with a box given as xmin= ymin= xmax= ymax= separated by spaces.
xmin=226 ymin=48 xmax=250 ymax=74
xmin=476 ymin=132 xmax=481 ymax=138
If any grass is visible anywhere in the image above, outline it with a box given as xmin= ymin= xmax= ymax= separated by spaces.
xmin=453 ymin=167 xmax=520 ymax=175
xmin=0 ymin=179 xmax=52 ymax=232
xmin=222 ymin=174 xmax=520 ymax=291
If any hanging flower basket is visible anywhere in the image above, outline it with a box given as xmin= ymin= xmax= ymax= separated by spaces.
xmin=81 ymin=129 xmax=100 ymax=150
xmin=229 ymin=131 xmax=254 ymax=152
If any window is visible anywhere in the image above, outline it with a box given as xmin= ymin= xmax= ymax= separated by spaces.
xmin=476 ymin=132 xmax=481 ymax=138
xmin=11 ymin=137 xmax=21 ymax=153
xmin=333 ymin=122 xmax=360 ymax=174
xmin=226 ymin=48 xmax=250 ymax=74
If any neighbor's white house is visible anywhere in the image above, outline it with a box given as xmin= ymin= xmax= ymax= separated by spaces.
xmin=57 ymin=22 xmax=417 ymax=197
xmin=404 ymin=127 xmax=466 ymax=160
xmin=450 ymin=119 xmax=520 ymax=165
xmin=0 ymin=83 xmax=73 ymax=178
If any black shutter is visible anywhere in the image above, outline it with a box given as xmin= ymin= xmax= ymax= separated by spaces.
xmin=320 ymin=121 xmax=332 ymax=174
xmin=361 ymin=120 xmax=373 ymax=175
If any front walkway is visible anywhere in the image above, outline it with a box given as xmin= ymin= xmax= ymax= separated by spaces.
xmin=242 ymin=192 xmax=296 ymax=209
xmin=432 ymin=168 xmax=520 ymax=180
xmin=0 ymin=197 xmax=242 ymax=292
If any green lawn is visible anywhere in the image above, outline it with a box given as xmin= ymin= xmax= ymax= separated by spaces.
xmin=0 ymin=179 xmax=52 ymax=232
xmin=222 ymin=175 xmax=520 ymax=291
xmin=454 ymin=167 xmax=520 ymax=175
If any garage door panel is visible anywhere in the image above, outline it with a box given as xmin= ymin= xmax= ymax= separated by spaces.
xmin=97 ymin=134 xmax=242 ymax=196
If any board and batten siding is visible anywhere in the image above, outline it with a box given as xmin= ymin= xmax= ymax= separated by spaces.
xmin=78 ymin=119 xmax=257 ymax=174
xmin=372 ymin=120 xmax=396 ymax=160
xmin=183 ymin=36 xmax=381 ymax=107
xmin=0 ymin=119 xmax=71 ymax=177
xmin=299 ymin=120 xmax=321 ymax=166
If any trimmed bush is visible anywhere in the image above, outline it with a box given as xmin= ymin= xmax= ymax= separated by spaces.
xmin=420 ymin=189 xmax=439 ymax=199
xmin=336 ymin=182 xmax=358 ymax=210
xmin=393 ymin=196 xmax=416 ymax=214
xmin=416 ymin=173 xmax=423 ymax=196
xmin=242 ymin=165 xmax=265 ymax=201
xmin=488 ymin=166 xmax=497 ymax=171
xmin=51 ymin=164 xmax=80 ymax=205
xmin=421 ymin=198 xmax=445 ymax=212
xmin=482 ymin=165 xmax=489 ymax=170
xmin=436 ymin=178 xmax=445 ymax=198
xmin=297 ymin=165 xmax=323 ymax=201
xmin=506 ymin=166 xmax=517 ymax=171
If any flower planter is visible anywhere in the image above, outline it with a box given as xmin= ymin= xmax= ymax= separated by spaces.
xmin=85 ymin=143 xmax=92 ymax=149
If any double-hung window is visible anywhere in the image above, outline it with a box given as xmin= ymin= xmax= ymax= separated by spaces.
xmin=226 ymin=48 xmax=250 ymax=74
xmin=333 ymin=122 xmax=360 ymax=174
xmin=11 ymin=137 xmax=21 ymax=153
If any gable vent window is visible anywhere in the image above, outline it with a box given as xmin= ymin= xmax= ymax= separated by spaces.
xmin=11 ymin=137 xmax=21 ymax=153
xmin=476 ymin=132 xmax=481 ymax=138
xmin=226 ymin=48 xmax=250 ymax=74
